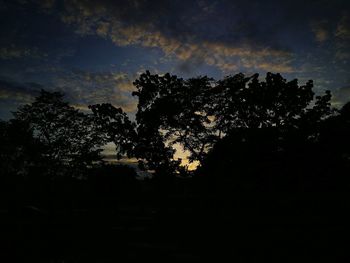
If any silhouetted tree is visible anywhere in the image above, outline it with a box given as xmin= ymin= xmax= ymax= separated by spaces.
xmin=91 ymin=72 xmax=216 ymax=176
xmin=14 ymin=90 xmax=107 ymax=177
xmin=199 ymin=74 xmax=335 ymax=191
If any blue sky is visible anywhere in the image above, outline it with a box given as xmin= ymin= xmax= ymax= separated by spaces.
xmin=0 ymin=0 xmax=350 ymax=121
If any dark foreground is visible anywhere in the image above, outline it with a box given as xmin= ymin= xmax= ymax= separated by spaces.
xmin=0 ymin=174 xmax=348 ymax=262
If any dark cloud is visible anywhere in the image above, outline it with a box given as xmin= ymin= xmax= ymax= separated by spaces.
xmin=0 ymin=78 xmax=41 ymax=102
xmin=177 ymin=54 xmax=207 ymax=74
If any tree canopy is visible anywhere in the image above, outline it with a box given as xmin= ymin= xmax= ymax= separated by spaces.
xmin=90 ymin=71 xmax=336 ymax=177
xmin=13 ymin=90 xmax=107 ymax=177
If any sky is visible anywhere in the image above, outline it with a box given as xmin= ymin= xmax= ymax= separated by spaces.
xmin=0 ymin=1 xmax=349 ymax=143
xmin=0 ymin=0 xmax=350 ymax=120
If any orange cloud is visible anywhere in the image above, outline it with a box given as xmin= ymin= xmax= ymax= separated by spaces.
xmin=310 ymin=21 xmax=329 ymax=43
xmin=56 ymin=0 xmax=295 ymax=73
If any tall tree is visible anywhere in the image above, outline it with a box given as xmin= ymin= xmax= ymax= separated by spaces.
xmin=14 ymin=90 xmax=107 ymax=177
xmin=132 ymin=71 xmax=215 ymax=170
xmin=91 ymin=71 xmax=216 ymax=175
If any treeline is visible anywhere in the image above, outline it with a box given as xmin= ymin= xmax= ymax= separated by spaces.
xmin=1 ymin=72 xmax=350 ymax=187
xmin=1 ymin=71 xmax=349 ymax=262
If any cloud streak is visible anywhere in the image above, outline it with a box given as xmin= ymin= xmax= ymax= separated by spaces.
xmin=0 ymin=45 xmax=47 ymax=60
xmin=56 ymin=0 xmax=295 ymax=73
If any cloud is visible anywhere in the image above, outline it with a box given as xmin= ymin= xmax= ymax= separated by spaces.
xmin=311 ymin=20 xmax=329 ymax=43
xmin=54 ymin=69 xmax=137 ymax=113
xmin=335 ymin=14 xmax=350 ymax=61
xmin=112 ymin=24 xmax=294 ymax=73
xmin=51 ymin=0 xmax=295 ymax=73
xmin=38 ymin=0 xmax=55 ymax=9
xmin=96 ymin=21 xmax=110 ymax=37
xmin=0 ymin=69 xmax=139 ymax=119
xmin=336 ymin=14 xmax=350 ymax=39
xmin=0 ymin=45 xmax=47 ymax=60
xmin=0 ymin=79 xmax=42 ymax=119
xmin=177 ymin=54 xmax=207 ymax=74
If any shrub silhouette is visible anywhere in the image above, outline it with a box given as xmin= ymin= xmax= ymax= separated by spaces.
xmin=0 ymin=119 xmax=43 ymax=177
